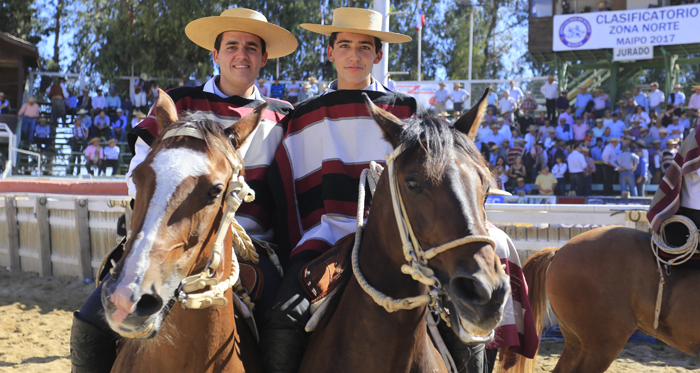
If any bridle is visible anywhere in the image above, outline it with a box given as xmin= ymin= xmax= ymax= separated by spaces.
xmin=351 ymin=144 xmax=496 ymax=339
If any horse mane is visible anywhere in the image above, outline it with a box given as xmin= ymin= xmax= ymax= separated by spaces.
xmin=150 ymin=111 xmax=240 ymax=169
xmin=399 ymin=116 xmax=493 ymax=185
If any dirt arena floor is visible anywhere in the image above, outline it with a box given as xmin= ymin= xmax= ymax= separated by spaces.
xmin=0 ymin=268 xmax=698 ymax=372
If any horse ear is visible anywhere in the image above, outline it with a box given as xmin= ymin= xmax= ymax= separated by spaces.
xmin=453 ymin=87 xmax=490 ymax=140
xmin=226 ymin=101 xmax=269 ymax=149
xmin=363 ymin=93 xmax=403 ymax=148
xmin=155 ymin=89 xmax=178 ymax=133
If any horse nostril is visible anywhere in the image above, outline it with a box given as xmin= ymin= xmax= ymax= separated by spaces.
xmin=134 ymin=293 xmax=163 ymax=317
xmin=451 ymin=276 xmax=492 ymax=306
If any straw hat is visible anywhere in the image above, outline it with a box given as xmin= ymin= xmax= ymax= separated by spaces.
xmin=548 ymin=128 xmax=556 ymax=133
xmin=308 ymin=77 xmax=318 ymax=83
xmin=497 ymin=117 xmax=504 ymax=122
xmin=185 ymin=8 xmax=298 ymax=58
xmin=636 ymin=139 xmax=647 ymax=148
xmin=528 ymin=125 xmax=538 ymax=131
xmin=517 ymin=177 xmax=525 ymax=182
xmin=27 ymin=96 xmax=36 ymax=103
xmin=610 ymin=137 xmax=619 ymax=142
xmin=134 ymin=111 xmax=146 ymax=119
xmin=581 ymin=147 xmax=590 ymax=153
xmin=666 ymin=138 xmax=676 ymax=145
xmin=258 ymin=78 xmax=267 ymax=84
xmin=659 ymin=128 xmax=668 ymax=133
xmin=489 ymin=124 xmax=499 ymax=129
xmin=438 ymin=81 xmax=446 ymax=86
xmin=302 ymin=82 xmax=311 ymax=89
xmin=693 ymin=85 xmax=700 ymax=90
xmin=490 ymin=145 xmax=500 ymax=150
xmin=674 ymin=83 xmax=682 ymax=89
xmin=300 ymin=8 xmax=411 ymax=43
xmin=653 ymin=139 xmax=660 ymax=144
xmin=77 ymin=109 xmax=88 ymax=115
xmin=89 ymin=137 xmax=101 ymax=145
xmin=595 ymin=118 xmax=603 ymax=122
xmin=107 ymin=138 xmax=117 ymax=145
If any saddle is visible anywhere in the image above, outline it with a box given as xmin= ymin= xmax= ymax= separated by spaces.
xmin=300 ymin=233 xmax=355 ymax=305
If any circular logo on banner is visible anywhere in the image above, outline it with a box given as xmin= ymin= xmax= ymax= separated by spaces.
xmin=559 ymin=17 xmax=592 ymax=48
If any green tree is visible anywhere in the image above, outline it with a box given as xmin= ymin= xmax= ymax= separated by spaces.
xmin=0 ymin=0 xmax=46 ymax=44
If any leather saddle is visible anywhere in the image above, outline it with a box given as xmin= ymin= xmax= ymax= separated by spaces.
xmin=300 ymin=233 xmax=355 ymax=305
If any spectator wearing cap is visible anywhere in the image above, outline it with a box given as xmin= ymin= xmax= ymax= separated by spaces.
xmin=608 ymin=113 xmax=626 ymax=138
xmin=286 ymin=78 xmax=300 ymax=104
xmin=513 ymin=177 xmax=531 ymax=196
xmin=101 ymin=139 xmax=121 ymax=176
xmin=667 ymin=116 xmax=684 ymax=141
xmin=93 ymin=110 xmax=111 ymax=139
xmin=524 ymin=125 xmax=538 ymax=151
xmin=536 ymin=165 xmax=556 ymax=195
xmin=541 ymin=76 xmax=558 ymax=121
xmin=572 ymin=116 xmax=589 ymax=142
xmin=649 ymin=82 xmax=665 ymax=115
xmin=582 ymin=147 xmax=596 ymax=196
xmin=567 ymin=142 xmax=587 ymax=195
xmin=433 ymin=82 xmax=448 ymax=114
xmin=34 ymin=117 xmax=51 ymax=151
xmin=556 ymin=116 xmax=572 ymax=142
xmin=90 ymin=89 xmax=106 ymax=117
xmin=17 ymin=96 xmax=40 ymax=144
xmin=111 ymin=108 xmax=128 ymax=142
xmin=575 ymin=87 xmax=593 ymax=118
xmin=612 ymin=145 xmax=639 ymax=197
xmin=668 ymin=83 xmax=686 ymax=112
xmin=448 ymin=83 xmax=470 ymax=116
xmin=602 ymin=137 xmax=620 ymax=195
xmin=0 ymin=92 xmax=10 ymax=114
xmin=105 ymin=89 xmax=121 ymax=117
xmin=84 ymin=137 xmax=103 ymax=176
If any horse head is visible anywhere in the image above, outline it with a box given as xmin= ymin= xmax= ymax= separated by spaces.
xmin=363 ymin=89 xmax=509 ymax=343
xmin=101 ymin=89 xmax=267 ymax=339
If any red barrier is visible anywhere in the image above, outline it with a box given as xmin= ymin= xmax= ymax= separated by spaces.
xmin=0 ymin=179 xmax=128 ymax=196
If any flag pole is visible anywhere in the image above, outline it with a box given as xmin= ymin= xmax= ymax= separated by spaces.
xmin=417 ymin=0 xmax=422 ymax=81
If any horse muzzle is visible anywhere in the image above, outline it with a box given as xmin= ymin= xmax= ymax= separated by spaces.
xmin=101 ymin=275 xmax=168 ymax=339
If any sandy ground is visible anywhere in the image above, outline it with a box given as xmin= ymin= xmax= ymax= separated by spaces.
xmin=0 ymin=268 xmax=698 ymax=372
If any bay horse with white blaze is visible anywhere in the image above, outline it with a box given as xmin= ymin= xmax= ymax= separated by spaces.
xmin=519 ymin=226 xmax=700 ymax=372
xmin=101 ymin=90 xmax=264 ymax=372
xmin=300 ymin=91 xmax=511 ymax=372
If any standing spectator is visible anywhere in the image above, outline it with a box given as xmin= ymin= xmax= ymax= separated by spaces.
xmin=46 ymin=77 xmax=68 ymax=127
xmin=521 ymin=92 xmax=537 ymax=113
xmin=307 ymin=77 xmax=319 ymax=95
xmin=0 ymin=92 xmax=10 ymax=114
xmin=634 ymin=145 xmax=649 ymax=196
xmin=555 ymin=89 xmax=570 ymax=116
xmin=608 ymin=113 xmax=626 ymax=137
xmin=612 ymin=145 xmax=639 ymax=197
xmin=487 ymin=89 xmax=499 ymax=112
xmin=34 ymin=117 xmax=52 ymax=151
xmin=499 ymin=90 xmax=517 ymax=122
xmin=257 ymin=79 xmax=268 ymax=96
xmin=148 ymin=81 xmax=160 ymax=105
xmin=121 ymin=97 xmax=133 ymax=126
xmin=84 ymin=138 xmax=103 ymax=176
xmin=552 ymin=155 xmax=568 ymax=195
xmin=575 ymin=87 xmax=593 ymax=118
xmin=541 ymin=75 xmax=559 ymax=121
xmin=668 ymin=83 xmax=686 ymax=115
xmin=17 ymin=96 xmax=40 ymax=144
xmin=91 ymin=89 xmax=106 ymax=117
xmin=639 ymin=127 xmax=653 ymax=147
xmin=77 ymin=89 xmax=92 ymax=112
xmin=101 ymin=139 xmax=120 ymax=176
xmin=544 ymin=128 xmax=557 ymax=149
xmin=286 ymin=78 xmax=300 ymax=105
xmin=517 ymin=109 xmax=535 ymax=135
xmin=602 ymin=137 xmax=620 ymax=195
xmin=433 ymin=82 xmax=448 ymax=115
xmin=592 ymin=89 xmax=609 ymax=118
xmin=66 ymin=90 xmax=79 ymax=121
xmin=298 ymin=83 xmax=313 ymax=102
xmin=508 ymin=80 xmax=524 ymax=109
xmin=76 ymin=109 xmax=92 ymax=136
xmin=270 ymin=78 xmax=285 ymax=100
xmin=590 ymin=137 xmax=603 ymax=161
xmin=650 ymin=140 xmax=662 ymax=183
xmin=513 ymin=177 xmax=531 ymax=196
xmin=105 ymin=89 xmax=121 ymax=118
xmin=535 ymin=165 xmax=557 ymax=195
xmin=582 ymin=147 xmax=596 ymax=195
xmin=633 ymin=87 xmax=648 ymax=111
xmin=689 ymin=85 xmax=700 ymax=115
xmin=93 ymin=110 xmax=111 ymax=139
xmin=572 ymin=117 xmax=590 ymax=142
xmin=131 ymin=85 xmax=148 ymax=114
xmin=68 ymin=117 xmax=89 ymax=175
xmin=567 ymin=142 xmax=587 ymax=195
xmin=648 ymin=82 xmax=665 ymax=115
xmin=111 ymin=108 xmax=128 ymax=142
xmin=448 ymin=83 xmax=470 ymax=116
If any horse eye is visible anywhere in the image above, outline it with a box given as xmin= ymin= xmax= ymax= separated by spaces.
xmin=209 ymin=185 xmax=224 ymax=198
xmin=405 ymin=178 xmax=421 ymax=191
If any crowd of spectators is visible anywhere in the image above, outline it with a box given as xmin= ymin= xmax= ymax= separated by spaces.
xmin=264 ymin=77 xmax=327 ymax=105
xmin=462 ymin=77 xmax=700 ymax=197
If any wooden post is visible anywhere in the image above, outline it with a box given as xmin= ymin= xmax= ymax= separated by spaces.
xmin=4 ymin=196 xmax=20 ymax=271
xmin=74 ymin=198 xmax=93 ymax=281
xmin=36 ymin=197 xmax=52 ymax=277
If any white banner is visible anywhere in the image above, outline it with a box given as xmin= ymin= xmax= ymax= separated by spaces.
xmin=552 ymin=4 xmax=700 ymax=51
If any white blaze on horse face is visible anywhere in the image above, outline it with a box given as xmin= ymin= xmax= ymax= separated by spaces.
xmin=111 ymin=148 xmax=210 ymax=319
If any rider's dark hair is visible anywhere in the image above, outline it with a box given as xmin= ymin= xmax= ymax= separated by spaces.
xmin=214 ymin=32 xmax=267 ymax=55
xmin=328 ymin=32 xmax=382 ymax=53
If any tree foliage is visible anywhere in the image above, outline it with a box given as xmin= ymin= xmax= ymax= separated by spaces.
xmin=0 ymin=0 xmax=46 ymax=45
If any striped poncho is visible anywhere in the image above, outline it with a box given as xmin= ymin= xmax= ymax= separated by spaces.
xmin=127 ymin=82 xmax=293 ymax=243
xmin=647 ymin=128 xmax=700 ymax=233
xmin=268 ymin=87 xmax=424 ymax=263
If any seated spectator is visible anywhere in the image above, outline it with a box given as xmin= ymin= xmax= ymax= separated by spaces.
xmin=628 ymin=119 xmax=643 ymax=139
xmin=0 ymin=92 xmax=10 ymax=114
xmin=582 ymin=147 xmax=596 ymax=195
xmin=630 ymin=105 xmax=650 ymax=128
xmin=592 ymin=89 xmax=609 ymax=118
xmin=77 ymin=109 xmax=92 ymax=134
xmin=667 ymin=116 xmax=684 ymax=141
xmin=530 ymin=141 xmax=548 ymax=178
xmin=17 ymin=96 xmax=40 ymax=144
xmin=524 ymin=125 xmax=538 ymax=151
xmin=658 ymin=128 xmax=669 ymax=149
xmin=575 ymin=87 xmax=593 ymax=118
xmin=84 ymin=138 xmax=103 ymax=176
xmin=93 ymin=110 xmax=111 ymax=139
xmin=507 ymin=139 xmax=525 ymax=165
xmin=679 ymin=112 xmax=691 ymax=135
xmin=608 ymin=113 xmax=626 ymax=137
xmin=600 ymin=126 xmax=613 ymax=145
xmin=659 ymin=105 xmax=675 ymax=127
xmin=34 ymin=117 xmax=51 ymax=151
xmin=660 ymin=138 xmax=678 ymax=174
xmin=483 ymin=107 xmax=498 ymax=127
xmin=535 ymin=111 xmax=546 ymax=126
xmin=101 ymin=139 xmax=121 ymax=176
xmin=513 ymin=177 xmax=531 ymax=196
xmin=612 ymin=145 xmax=639 ymax=197
xmin=489 ymin=145 xmax=500 ymax=165
xmin=536 ymin=165 xmax=557 ymax=195
xmin=484 ymin=123 xmax=505 ymax=148
xmin=601 ymin=109 xmax=613 ymax=127
xmin=105 ymin=89 xmax=121 ymax=117
xmin=494 ymin=156 xmax=509 ymax=187
xmin=77 ymin=88 xmax=91 ymax=113
xmin=518 ymin=109 xmax=536 ymax=135
xmin=556 ymin=117 xmax=573 ymax=142
xmin=538 ymin=119 xmax=553 ymax=139
xmin=555 ymin=90 xmax=570 ymax=116
xmin=583 ymin=111 xmax=596 ymax=127
xmin=66 ymin=90 xmax=79 ymax=121
xmin=559 ymin=106 xmax=575 ymax=126
xmin=90 ymin=89 xmax=106 ymax=117
xmin=552 ymin=155 xmax=568 ymax=195
xmin=591 ymin=118 xmax=605 ymax=140
xmin=572 ymin=117 xmax=589 ymax=141
xmin=509 ymin=155 xmax=527 ymax=181
xmin=68 ymin=117 xmax=89 ymax=175
xmin=132 ymin=111 xmax=146 ymax=128
xmin=544 ymin=128 xmax=557 ymax=149
xmin=521 ymin=92 xmax=538 ymax=114
xmin=111 ymin=108 xmax=128 ymax=142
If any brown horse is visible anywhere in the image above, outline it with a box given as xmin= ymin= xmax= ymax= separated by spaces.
xmin=521 ymin=226 xmax=700 ymax=372
xmin=100 ymin=91 xmax=265 ymax=373
xmin=300 ymin=91 xmax=511 ymax=372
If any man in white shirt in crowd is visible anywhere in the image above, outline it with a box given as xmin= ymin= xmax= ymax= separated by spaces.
xmin=448 ymin=82 xmax=470 ymax=116
xmin=434 ymin=81 xmax=448 ymax=115
xmin=101 ymin=138 xmax=120 ymax=176
xmin=90 ymin=89 xmax=106 ymax=117
xmin=556 ymin=117 xmax=572 ymax=142
xmin=509 ymin=80 xmax=524 ymax=107
xmin=483 ymin=123 xmax=505 ymax=148
xmin=648 ymin=82 xmax=665 ymax=115
xmin=131 ymin=84 xmax=148 ymax=114
xmin=540 ymin=75 xmax=558 ymax=121
xmin=567 ymin=142 xmax=588 ymax=196
xmin=602 ymin=137 xmax=620 ymax=195
xmin=668 ymin=83 xmax=686 ymax=114
xmin=689 ymin=85 xmax=700 ymax=115
xmin=499 ymin=90 xmax=517 ymax=122
xmin=524 ymin=125 xmax=538 ymax=151
xmin=667 ymin=116 xmax=684 ymax=141
xmin=633 ymin=87 xmax=649 ymax=111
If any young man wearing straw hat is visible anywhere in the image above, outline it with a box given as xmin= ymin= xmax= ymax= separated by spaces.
xmin=261 ymin=7 xmax=427 ymax=372
xmin=70 ymin=8 xmax=298 ymax=372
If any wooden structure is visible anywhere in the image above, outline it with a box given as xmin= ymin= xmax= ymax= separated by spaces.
xmin=0 ymin=32 xmax=38 ymax=132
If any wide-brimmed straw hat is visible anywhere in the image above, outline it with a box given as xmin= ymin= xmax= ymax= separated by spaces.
xmin=89 ymin=137 xmax=101 ymax=145
xmin=77 ymin=109 xmax=88 ymax=115
xmin=185 ymin=8 xmax=298 ymax=58
xmin=301 ymin=8 xmax=411 ymax=43
xmin=693 ymin=85 xmax=700 ymax=90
